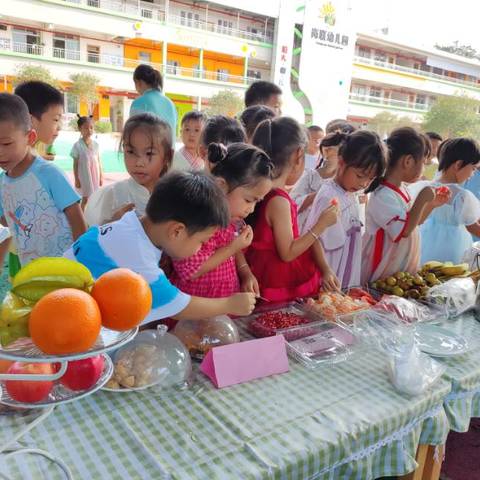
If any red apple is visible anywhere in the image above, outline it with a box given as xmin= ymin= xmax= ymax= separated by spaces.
xmin=5 ymin=362 xmax=54 ymax=403
xmin=59 ymin=355 xmax=105 ymax=391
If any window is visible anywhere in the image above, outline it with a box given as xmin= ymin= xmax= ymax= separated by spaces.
xmin=369 ymin=86 xmax=382 ymax=103
xmin=352 ymin=85 xmax=367 ymax=100
xmin=216 ymin=69 xmax=229 ymax=81
xmin=138 ymin=51 xmax=151 ymax=63
xmin=358 ymin=46 xmax=371 ymax=58
xmin=180 ymin=11 xmax=200 ymax=28
xmin=217 ymin=19 xmax=233 ymax=35
xmin=247 ymin=69 xmax=261 ymax=80
xmin=65 ymin=93 xmax=79 ymax=114
xmin=87 ymin=0 xmax=100 ymax=7
xmin=246 ymin=25 xmax=262 ymax=41
xmin=0 ymin=38 xmax=10 ymax=50
xmin=167 ymin=60 xmax=180 ymax=75
xmin=432 ymin=67 xmax=443 ymax=76
xmin=374 ymin=51 xmax=386 ymax=64
xmin=87 ymin=45 xmax=100 ymax=63
xmin=193 ymin=64 xmax=202 ymax=78
xmin=415 ymin=94 xmax=426 ymax=107
xmin=12 ymin=27 xmax=41 ymax=55
xmin=53 ymin=33 xmax=80 ymax=60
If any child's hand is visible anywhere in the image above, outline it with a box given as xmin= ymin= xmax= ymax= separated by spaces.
xmin=317 ymin=204 xmax=339 ymax=229
xmin=75 ymin=179 xmax=81 ymax=189
xmin=99 ymin=177 xmax=104 ymax=187
xmin=432 ymin=186 xmax=451 ymax=207
xmin=232 ymin=225 xmax=254 ymax=252
xmin=111 ymin=203 xmax=135 ymax=221
xmin=226 ymin=292 xmax=257 ymax=316
xmin=321 ymin=267 xmax=341 ymax=291
xmin=239 ymin=270 xmax=260 ymax=296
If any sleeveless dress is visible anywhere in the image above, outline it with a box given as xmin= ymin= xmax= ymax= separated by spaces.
xmin=246 ymin=188 xmax=320 ymax=302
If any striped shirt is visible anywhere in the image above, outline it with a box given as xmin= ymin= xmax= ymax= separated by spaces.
xmin=64 ymin=211 xmax=190 ymax=324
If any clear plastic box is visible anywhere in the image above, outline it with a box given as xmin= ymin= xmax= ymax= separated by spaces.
xmin=279 ymin=321 xmax=357 ymax=368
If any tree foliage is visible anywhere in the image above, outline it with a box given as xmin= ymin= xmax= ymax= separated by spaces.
xmin=368 ymin=111 xmax=417 ymax=138
xmin=69 ymin=73 xmax=100 ymax=113
xmin=13 ymin=64 xmax=60 ymax=89
xmin=206 ymin=89 xmax=243 ymax=117
xmin=422 ymin=94 xmax=480 ymax=138
xmin=435 ymin=42 xmax=479 ymax=60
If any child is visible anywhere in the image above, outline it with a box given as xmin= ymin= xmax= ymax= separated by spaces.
xmin=419 ymin=138 xmax=480 ymax=264
xmin=0 ymin=93 xmax=86 ymax=269
xmin=200 ymin=115 xmax=246 ymax=171
xmin=71 ymin=115 xmax=103 ymax=210
xmin=170 ymin=142 xmax=273 ymax=298
xmin=304 ymin=131 xmax=387 ymax=290
xmin=173 ymin=111 xmax=207 ymax=171
xmin=361 ymin=127 xmax=449 ymax=284
xmin=85 ymin=113 xmax=172 ymax=225
xmin=291 ymin=131 xmax=342 ymax=233
xmin=246 ymin=117 xmax=338 ymax=302
xmin=244 ymin=81 xmax=282 ymax=115
xmin=422 ymin=131 xmax=443 ymax=181
xmin=239 ymin=105 xmax=275 ymax=142
xmin=304 ymin=125 xmax=325 ymax=170
xmin=65 ymin=171 xmax=256 ymax=323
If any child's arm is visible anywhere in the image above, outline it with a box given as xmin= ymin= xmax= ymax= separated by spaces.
xmin=73 ymin=158 xmax=81 ymax=189
xmin=236 ymin=251 xmax=260 ymax=295
xmin=172 ymin=292 xmax=256 ymax=320
xmin=190 ymin=226 xmax=253 ymax=280
xmin=311 ymin=241 xmax=340 ymax=291
xmin=64 ymin=204 xmax=87 ymax=240
xmin=0 ymin=217 xmax=11 ymax=272
xmin=298 ymin=193 xmax=316 ymax=214
xmin=418 ymin=188 xmax=451 ymax=225
xmin=98 ymin=153 xmax=104 ymax=186
xmin=401 ymin=187 xmax=436 ymax=237
xmin=267 ymin=196 xmax=338 ymax=262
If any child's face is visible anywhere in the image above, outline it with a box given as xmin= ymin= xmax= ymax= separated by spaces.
xmin=321 ymin=145 xmax=339 ymax=166
xmin=0 ymin=121 xmax=36 ymax=172
xmin=404 ymin=155 xmax=424 ymax=183
xmin=181 ymin=119 xmax=203 ymax=151
xmin=308 ymin=130 xmax=324 ymax=152
xmin=455 ymin=161 xmax=479 ymax=183
xmin=80 ymin=120 xmax=94 ymax=139
xmin=337 ymin=158 xmax=377 ymax=192
xmin=225 ymin=178 xmax=272 ymax=221
xmin=265 ymin=94 xmax=282 ymax=116
xmin=31 ymin=104 xmax=63 ymax=145
xmin=124 ymin=128 xmax=169 ymax=192
xmin=285 ymin=147 xmax=305 ymax=186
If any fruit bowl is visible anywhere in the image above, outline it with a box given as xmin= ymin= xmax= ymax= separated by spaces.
xmin=0 ymin=354 xmax=113 ymax=408
xmin=0 ymin=327 xmax=138 ymax=362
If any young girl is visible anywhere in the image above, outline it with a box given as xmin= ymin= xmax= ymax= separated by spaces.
xmin=199 ymin=115 xmax=246 ymax=171
xmin=85 ymin=113 xmax=172 ymax=225
xmin=71 ymin=115 xmax=103 ymax=210
xmin=361 ymin=127 xmax=450 ymax=284
xmin=291 ymin=132 xmax=342 ymax=233
xmin=170 ymin=143 xmax=273 ymax=297
xmin=239 ymin=105 xmax=276 ymax=142
xmin=419 ymin=138 xmax=480 ymax=264
xmin=173 ymin=111 xmax=207 ymax=171
xmin=304 ymin=131 xmax=387 ymax=290
xmin=246 ymin=117 xmax=338 ymax=302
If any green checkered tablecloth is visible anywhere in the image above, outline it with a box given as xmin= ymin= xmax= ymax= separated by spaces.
xmin=0 ymin=338 xmax=450 ymax=480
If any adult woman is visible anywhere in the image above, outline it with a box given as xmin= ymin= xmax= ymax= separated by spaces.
xmin=130 ymin=64 xmax=177 ymax=143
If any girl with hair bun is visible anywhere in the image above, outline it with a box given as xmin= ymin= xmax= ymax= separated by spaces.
xmin=71 ymin=114 xmax=102 ymax=210
xmin=170 ymin=142 xmax=273 ymax=297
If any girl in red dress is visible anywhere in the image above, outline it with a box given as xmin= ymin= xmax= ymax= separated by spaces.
xmin=246 ymin=117 xmax=339 ymax=302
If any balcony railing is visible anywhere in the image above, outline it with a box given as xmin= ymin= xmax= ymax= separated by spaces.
xmin=1 ymin=41 xmax=258 ymax=86
xmin=349 ymin=93 xmax=431 ymax=112
xmin=60 ymin=0 xmax=273 ymax=44
xmin=353 ymin=55 xmax=480 ymax=90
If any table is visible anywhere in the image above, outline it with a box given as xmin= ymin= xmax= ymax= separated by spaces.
xmin=0 ymin=329 xmax=451 ymax=480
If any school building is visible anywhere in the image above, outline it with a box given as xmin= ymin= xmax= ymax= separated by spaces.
xmin=0 ymin=0 xmax=479 ymax=131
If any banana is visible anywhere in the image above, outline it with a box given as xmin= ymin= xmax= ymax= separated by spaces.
xmin=12 ymin=276 xmax=91 ymax=302
xmin=440 ymin=264 xmax=469 ymax=277
xmin=421 ymin=261 xmax=444 ymax=271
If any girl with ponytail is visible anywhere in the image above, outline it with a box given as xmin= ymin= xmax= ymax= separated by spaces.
xmin=361 ymin=127 xmax=450 ymax=283
xmin=303 ymin=130 xmax=387 ymax=290
xmin=170 ymin=142 xmax=273 ymax=297
xmin=246 ymin=117 xmax=339 ymax=302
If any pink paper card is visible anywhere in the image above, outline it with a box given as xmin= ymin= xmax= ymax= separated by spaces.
xmin=200 ymin=335 xmax=289 ymax=388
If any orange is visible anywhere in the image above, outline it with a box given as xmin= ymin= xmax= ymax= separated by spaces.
xmin=91 ymin=268 xmax=152 ymax=331
xmin=30 ymin=289 xmax=101 ymax=355
xmin=0 ymin=359 xmax=12 ymax=373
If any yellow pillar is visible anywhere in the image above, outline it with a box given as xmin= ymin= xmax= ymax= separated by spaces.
xmin=99 ymin=95 xmax=110 ymax=121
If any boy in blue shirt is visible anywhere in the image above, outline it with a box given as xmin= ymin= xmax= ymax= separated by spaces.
xmin=65 ymin=170 xmax=256 ymax=323
xmin=0 ymin=93 xmax=86 ymax=270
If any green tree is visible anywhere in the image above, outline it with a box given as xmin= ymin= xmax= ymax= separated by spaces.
xmin=206 ymin=89 xmax=243 ymax=117
xmin=13 ymin=64 xmax=60 ymax=89
xmin=368 ymin=111 xmax=417 ymax=138
xmin=422 ymin=94 xmax=480 ymax=138
xmin=435 ymin=42 xmax=479 ymax=60
xmin=69 ymin=73 xmax=100 ymax=114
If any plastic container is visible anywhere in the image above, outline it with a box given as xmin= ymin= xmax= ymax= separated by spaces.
xmin=172 ymin=315 xmax=239 ymax=360
xmin=280 ymin=321 xmax=357 ymax=368
xmin=246 ymin=303 xmax=321 ymax=339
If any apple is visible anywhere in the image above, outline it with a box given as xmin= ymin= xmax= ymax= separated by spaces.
xmin=59 ymin=355 xmax=105 ymax=391
xmin=5 ymin=362 xmax=54 ymax=403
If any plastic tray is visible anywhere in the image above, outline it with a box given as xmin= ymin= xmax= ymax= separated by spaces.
xmin=280 ymin=321 xmax=357 ymax=368
xmin=0 ymin=354 xmax=113 ymax=409
xmin=246 ymin=303 xmax=323 ymax=340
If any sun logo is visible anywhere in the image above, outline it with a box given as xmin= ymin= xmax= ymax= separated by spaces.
xmin=319 ymin=1 xmax=336 ymax=26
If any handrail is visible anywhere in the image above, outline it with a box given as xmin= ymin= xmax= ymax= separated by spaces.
xmin=349 ymin=93 xmax=430 ymax=111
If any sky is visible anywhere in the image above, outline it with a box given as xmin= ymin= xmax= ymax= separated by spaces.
xmin=352 ymin=0 xmax=480 ymax=51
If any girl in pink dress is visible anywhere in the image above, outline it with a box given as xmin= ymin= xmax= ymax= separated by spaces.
xmin=361 ymin=127 xmax=450 ymax=284
xmin=246 ymin=117 xmax=339 ymax=302
xmin=71 ymin=115 xmax=103 ymax=210
xmin=170 ymin=143 xmax=273 ymax=298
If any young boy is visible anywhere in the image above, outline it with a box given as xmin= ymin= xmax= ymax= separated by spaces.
xmin=304 ymin=125 xmax=324 ymax=170
xmin=0 ymin=93 xmax=86 ymax=271
xmin=173 ymin=111 xmax=206 ymax=171
xmin=244 ymin=81 xmax=283 ymax=116
xmin=65 ymin=170 xmax=256 ymax=322
xmin=14 ymin=81 xmax=64 ymax=157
